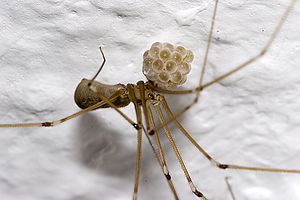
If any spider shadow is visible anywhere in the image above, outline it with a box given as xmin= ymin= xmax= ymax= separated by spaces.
xmin=73 ymin=112 xmax=156 ymax=180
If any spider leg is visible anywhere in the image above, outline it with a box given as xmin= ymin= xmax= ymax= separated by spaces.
xmin=0 ymin=92 xmax=120 ymax=128
xmin=160 ymin=95 xmax=300 ymax=174
xmin=146 ymin=103 xmax=180 ymax=200
xmin=198 ymin=0 xmax=219 ymax=95
xmin=137 ymin=81 xmax=179 ymax=200
xmin=137 ymin=82 xmax=180 ymax=199
xmin=202 ymin=0 xmax=298 ymax=90
xmin=137 ymin=81 xmax=150 ymax=130
xmin=88 ymin=46 xmax=106 ymax=86
xmin=128 ymin=85 xmax=143 ymax=200
xmin=153 ymin=103 xmax=208 ymax=199
xmin=0 ymin=87 xmax=141 ymax=130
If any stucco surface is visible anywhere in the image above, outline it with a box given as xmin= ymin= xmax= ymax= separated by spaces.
xmin=0 ymin=0 xmax=300 ymax=200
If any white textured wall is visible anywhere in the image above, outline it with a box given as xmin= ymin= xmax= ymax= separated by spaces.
xmin=0 ymin=1 xmax=300 ymax=200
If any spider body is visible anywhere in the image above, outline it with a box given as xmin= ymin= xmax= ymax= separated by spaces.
xmin=74 ymin=79 xmax=161 ymax=111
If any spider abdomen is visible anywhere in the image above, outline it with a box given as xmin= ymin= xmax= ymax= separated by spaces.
xmin=74 ymin=79 xmax=130 ymax=109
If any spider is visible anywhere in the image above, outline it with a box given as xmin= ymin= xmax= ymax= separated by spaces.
xmin=0 ymin=0 xmax=300 ymax=199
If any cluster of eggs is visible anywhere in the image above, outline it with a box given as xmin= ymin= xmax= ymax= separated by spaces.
xmin=143 ymin=42 xmax=194 ymax=88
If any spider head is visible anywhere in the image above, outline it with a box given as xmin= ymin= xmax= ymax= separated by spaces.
xmin=142 ymin=42 xmax=194 ymax=88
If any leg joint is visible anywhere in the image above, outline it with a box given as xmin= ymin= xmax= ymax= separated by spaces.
xmin=165 ymin=173 xmax=171 ymax=180
xmin=148 ymin=129 xmax=155 ymax=135
xmin=42 ymin=122 xmax=53 ymax=127
xmin=218 ymin=163 xmax=229 ymax=169
xmin=133 ymin=123 xmax=141 ymax=130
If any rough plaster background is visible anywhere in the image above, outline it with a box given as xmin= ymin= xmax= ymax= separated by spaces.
xmin=0 ymin=0 xmax=300 ymax=200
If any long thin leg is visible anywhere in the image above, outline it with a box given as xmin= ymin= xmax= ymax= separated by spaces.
xmin=225 ymin=177 xmax=236 ymax=200
xmin=146 ymin=103 xmax=179 ymax=200
xmin=88 ymin=46 xmax=106 ymax=86
xmin=1 ymin=86 xmax=141 ymax=137
xmin=134 ymin=103 xmax=179 ymax=200
xmin=147 ymin=0 xmax=298 ymax=134
xmin=160 ymin=95 xmax=300 ymax=173
xmin=153 ymin=103 xmax=207 ymax=199
xmin=132 ymin=108 xmax=142 ymax=200
xmin=137 ymin=81 xmax=150 ymax=130
xmin=137 ymin=81 xmax=180 ymax=199
xmin=202 ymin=0 xmax=298 ymax=90
xmin=0 ymin=92 xmax=120 ymax=128
xmin=129 ymin=83 xmax=177 ymax=200
xmin=127 ymin=85 xmax=143 ymax=200
xmin=142 ymin=118 xmax=180 ymax=200
xmin=198 ymin=0 xmax=219 ymax=97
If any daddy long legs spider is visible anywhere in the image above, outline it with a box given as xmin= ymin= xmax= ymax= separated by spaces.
xmin=0 ymin=0 xmax=300 ymax=199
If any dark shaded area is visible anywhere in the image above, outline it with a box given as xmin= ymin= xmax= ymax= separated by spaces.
xmin=73 ymin=113 xmax=133 ymax=178
xmin=73 ymin=112 xmax=160 ymax=180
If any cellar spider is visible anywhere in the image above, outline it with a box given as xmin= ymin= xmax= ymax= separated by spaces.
xmin=1 ymin=0 xmax=300 ymax=199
